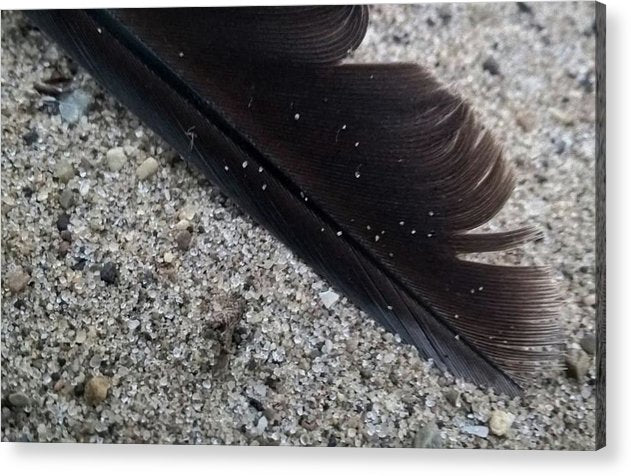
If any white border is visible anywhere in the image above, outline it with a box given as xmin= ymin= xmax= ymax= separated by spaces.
xmin=1 ymin=0 xmax=629 ymax=474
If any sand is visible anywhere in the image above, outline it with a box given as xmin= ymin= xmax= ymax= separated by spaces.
xmin=1 ymin=3 xmax=597 ymax=448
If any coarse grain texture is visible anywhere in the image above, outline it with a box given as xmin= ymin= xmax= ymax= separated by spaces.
xmin=1 ymin=3 xmax=597 ymax=448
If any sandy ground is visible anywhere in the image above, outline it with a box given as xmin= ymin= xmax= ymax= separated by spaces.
xmin=1 ymin=3 xmax=597 ymax=448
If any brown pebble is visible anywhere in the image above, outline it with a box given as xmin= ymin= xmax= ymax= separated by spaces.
xmin=516 ymin=113 xmax=536 ymax=132
xmin=84 ymin=375 xmax=110 ymax=405
xmin=6 ymin=268 xmax=30 ymax=294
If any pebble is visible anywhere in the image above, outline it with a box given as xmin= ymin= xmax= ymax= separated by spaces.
xmin=583 ymin=294 xmax=596 ymax=306
xmin=565 ymin=349 xmax=591 ymax=381
xmin=84 ymin=376 xmax=110 ymax=405
xmin=59 ymin=89 xmax=91 ymax=123
xmin=136 ymin=157 xmax=159 ymax=180
xmin=106 ymin=147 xmax=127 ymax=172
xmin=489 ymin=410 xmax=515 ymax=436
xmin=175 ymin=229 xmax=192 ymax=251
xmin=56 ymin=213 xmax=71 ymax=232
xmin=516 ymin=112 xmax=536 ymax=132
xmin=256 ymin=415 xmax=268 ymax=434
xmin=60 ymin=230 xmax=72 ymax=242
xmin=319 ymin=289 xmax=340 ymax=309
xmin=413 ymin=422 xmax=442 ymax=448
xmin=444 ymin=388 xmax=461 ymax=407
xmin=58 ymin=241 xmax=70 ymax=257
xmin=178 ymin=205 xmax=197 ymax=222
xmin=175 ymin=219 xmax=191 ymax=231
xmin=8 ymin=392 xmax=30 ymax=408
xmin=22 ymin=129 xmax=39 ymax=145
xmin=550 ymin=108 xmax=575 ymax=126
xmin=580 ymin=333 xmax=596 ymax=355
xmin=6 ymin=268 xmax=30 ymax=294
xmin=482 ymin=56 xmax=500 ymax=75
xmin=164 ymin=251 xmax=175 ymax=264
xmin=100 ymin=262 xmax=119 ymax=285
xmin=58 ymin=187 xmax=75 ymax=209
xmin=461 ymin=425 xmax=489 ymax=438
xmin=54 ymin=160 xmax=75 ymax=183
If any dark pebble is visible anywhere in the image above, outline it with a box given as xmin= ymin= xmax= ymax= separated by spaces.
xmin=51 ymin=372 xmax=61 ymax=382
xmin=175 ymin=229 xmax=192 ymax=251
xmin=60 ymin=230 xmax=72 ymax=242
xmin=579 ymin=74 xmax=594 ymax=93
xmin=517 ymin=2 xmax=533 ymax=14
xmin=56 ymin=213 xmax=71 ymax=232
xmin=580 ymin=334 xmax=596 ymax=355
xmin=72 ymin=257 xmax=87 ymax=271
xmin=249 ymin=398 xmax=264 ymax=412
xmin=100 ymin=262 xmax=119 ymax=285
xmin=426 ymin=17 xmax=436 ymax=27
xmin=73 ymin=382 xmax=85 ymax=397
xmin=327 ymin=435 xmax=338 ymax=447
xmin=22 ymin=186 xmax=34 ymax=198
xmin=482 ymin=56 xmax=501 ymax=76
xmin=438 ymin=10 xmax=452 ymax=25
xmin=22 ymin=129 xmax=39 ymax=145
xmin=8 ymin=392 xmax=30 ymax=408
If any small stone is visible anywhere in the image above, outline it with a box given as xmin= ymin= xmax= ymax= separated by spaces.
xmin=580 ymin=333 xmax=596 ymax=355
xmin=6 ymin=268 xmax=30 ymax=294
xmin=516 ymin=113 xmax=536 ymax=132
xmin=136 ymin=157 xmax=159 ymax=180
xmin=489 ymin=410 xmax=515 ymax=436
xmin=60 ymin=230 xmax=72 ymax=242
xmin=100 ymin=262 xmax=119 ymax=285
xmin=444 ymin=388 xmax=461 ymax=407
xmin=583 ymin=294 xmax=596 ymax=307
xmin=319 ymin=289 xmax=339 ymax=309
xmin=516 ymin=2 xmax=533 ymax=14
xmin=84 ymin=376 xmax=110 ymax=405
xmin=482 ymin=56 xmax=500 ymax=76
xmin=565 ymin=349 xmax=591 ymax=381
xmin=106 ymin=147 xmax=127 ymax=172
xmin=22 ymin=129 xmax=39 ymax=145
xmin=175 ymin=219 xmax=191 ymax=231
xmin=59 ymin=187 xmax=75 ymax=209
xmin=178 ymin=205 xmax=197 ymax=221
xmin=75 ymin=329 xmax=87 ymax=344
xmin=175 ymin=229 xmax=192 ymax=251
xmin=58 ymin=241 xmax=71 ymax=257
xmin=54 ymin=160 xmax=75 ymax=183
xmin=8 ymin=392 xmax=30 ymax=408
xmin=413 ymin=422 xmax=442 ymax=448
xmin=256 ymin=415 xmax=268 ymax=433
xmin=73 ymin=382 xmax=85 ymax=397
xmin=56 ymin=213 xmax=71 ymax=232
xmin=163 ymin=251 xmax=175 ymax=264
xmin=59 ymin=89 xmax=91 ymax=123
xmin=550 ymin=108 xmax=575 ymax=126
xmin=462 ymin=425 xmax=489 ymax=438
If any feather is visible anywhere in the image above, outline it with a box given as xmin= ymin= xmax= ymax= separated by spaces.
xmin=26 ymin=7 xmax=563 ymax=395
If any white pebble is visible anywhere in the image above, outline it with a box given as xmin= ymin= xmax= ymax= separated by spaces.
xmin=319 ymin=289 xmax=340 ymax=309
xmin=136 ymin=157 xmax=159 ymax=180
xmin=106 ymin=147 xmax=127 ymax=172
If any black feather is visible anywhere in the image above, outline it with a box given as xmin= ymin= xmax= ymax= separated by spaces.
xmin=26 ymin=7 xmax=563 ymax=395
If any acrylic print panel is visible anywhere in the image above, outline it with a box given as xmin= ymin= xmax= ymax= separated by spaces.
xmin=1 ymin=2 xmax=604 ymax=449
